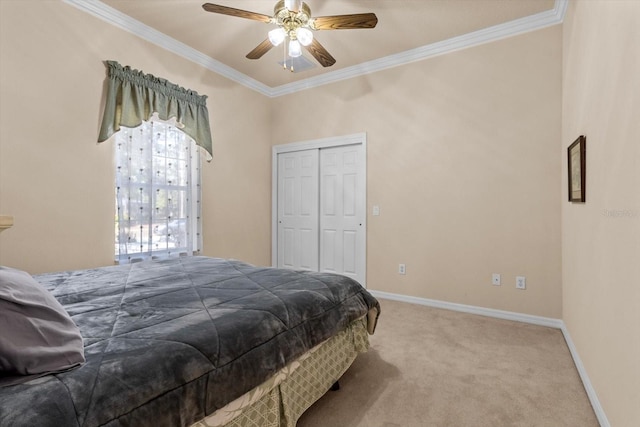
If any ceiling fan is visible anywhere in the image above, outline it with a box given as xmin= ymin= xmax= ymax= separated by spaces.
xmin=202 ymin=0 xmax=378 ymax=69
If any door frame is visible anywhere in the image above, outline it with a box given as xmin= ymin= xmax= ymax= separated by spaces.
xmin=271 ymin=132 xmax=367 ymax=285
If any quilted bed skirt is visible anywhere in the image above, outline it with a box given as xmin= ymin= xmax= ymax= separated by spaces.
xmin=192 ymin=316 xmax=370 ymax=427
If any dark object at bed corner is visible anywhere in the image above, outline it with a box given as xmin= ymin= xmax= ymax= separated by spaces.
xmin=0 ymin=256 xmax=379 ymax=427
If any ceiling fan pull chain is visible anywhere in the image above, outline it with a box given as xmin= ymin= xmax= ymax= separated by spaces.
xmin=283 ymin=41 xmax=287 ymax=70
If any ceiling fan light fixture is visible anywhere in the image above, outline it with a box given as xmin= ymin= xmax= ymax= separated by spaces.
xmin=268 ymin=28 xmax=286 ymax=46
xmin=295 ymin=27 xmax=313 ymax=46
xmin=288 ymin=39 xmax=302 ymax=57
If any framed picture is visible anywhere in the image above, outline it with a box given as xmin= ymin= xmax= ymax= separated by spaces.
xmin=568 ymin=135 xmax=586 ymax=202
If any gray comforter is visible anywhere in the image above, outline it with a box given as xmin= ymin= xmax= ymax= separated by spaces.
xmin=0 ymin=256 xmax=379 ymax=427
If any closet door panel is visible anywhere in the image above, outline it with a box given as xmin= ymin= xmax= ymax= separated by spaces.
xmin=319 ymin=144 xmax=365 ymax=285
xmin=277 ymin=149 xmax=319 ymax=271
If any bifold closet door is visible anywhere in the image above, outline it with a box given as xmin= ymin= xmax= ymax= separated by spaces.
xmin=277 ymin=149 xmax=319 ymax=271
xmin=319 ymin=144 xmax=365 ymax=285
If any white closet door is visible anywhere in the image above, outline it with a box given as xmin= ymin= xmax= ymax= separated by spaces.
xmin=277 ymin=149 xmax=319 ymax=271
xmin=319 ymin=144 xmax=366 ymax=285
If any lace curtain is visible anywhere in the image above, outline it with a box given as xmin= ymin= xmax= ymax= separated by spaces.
xmin=115 ymin=120 xmax=201 ymax=263
xmin=98 ymin=60 xmax=213 ymax=161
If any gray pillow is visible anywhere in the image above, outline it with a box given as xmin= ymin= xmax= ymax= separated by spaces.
xmin=0 ymin=266 xmax=85 ymax=386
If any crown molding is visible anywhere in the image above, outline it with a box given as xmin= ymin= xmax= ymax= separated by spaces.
xmin=64 ymin=0 xmax=568 ymax=98
xmin=271 ymin=0 xmax=568 ymax=96
xmin=62 ymin=0 xmax=272 ymax=95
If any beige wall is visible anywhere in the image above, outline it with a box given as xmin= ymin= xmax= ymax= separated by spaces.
xmin=0 ymin=2 xmax=565 ymax=319
xmin=272 ymin=26 xmax=563 ymax=318
xmin=562 ymin=1 xmax=640 ymax=426
xmin=0 ymin=0 xmax=272 ymax=274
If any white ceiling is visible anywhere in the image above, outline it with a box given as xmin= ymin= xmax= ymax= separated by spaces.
xmin=65 ymin=0 xmax=566 ymax=96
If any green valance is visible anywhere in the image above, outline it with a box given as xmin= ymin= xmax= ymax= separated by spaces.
xmin=98 ymin=60 xmax=213 ymax=160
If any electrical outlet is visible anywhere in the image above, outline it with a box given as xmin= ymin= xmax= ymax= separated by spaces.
xmin=492 ymin=273 xmax=501 ymax=286
xmin=516 ymin=276 xmax=526 ymax=290
xmin=399 ymin=264 xmax=406 ymax=275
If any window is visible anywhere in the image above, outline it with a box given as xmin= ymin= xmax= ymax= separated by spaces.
xmin=115 ymin=119 xmax=201 ymax=263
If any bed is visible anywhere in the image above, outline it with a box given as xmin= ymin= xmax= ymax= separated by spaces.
xmin=0 ymin=256 xmax=379 ymax=427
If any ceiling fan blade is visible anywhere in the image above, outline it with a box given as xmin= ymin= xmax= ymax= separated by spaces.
xmin=202 ymin=3 xmax=272 ymax=23
xmin=304 ymin=38 xmax=336 ymax=67
xmin=246 ymin=39 xmax=274 ymax=60
xmin=311 ymin=13 xmax=378 ymax=30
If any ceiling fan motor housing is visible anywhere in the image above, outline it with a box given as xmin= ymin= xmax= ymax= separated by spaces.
xmin=274 ymin=0 xmax=312 ymax=40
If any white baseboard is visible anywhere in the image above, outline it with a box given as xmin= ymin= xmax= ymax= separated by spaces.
xmin=560 ymin=324 xmax=610 ymax=427
xmin=368 ymin=289 xmax=563 ymax=328
xmin=368 ymin=289 xmax=610 ymax=427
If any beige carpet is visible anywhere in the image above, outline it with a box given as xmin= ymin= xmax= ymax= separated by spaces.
xmin=297 ymin=298 xmax=598 ymax=427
